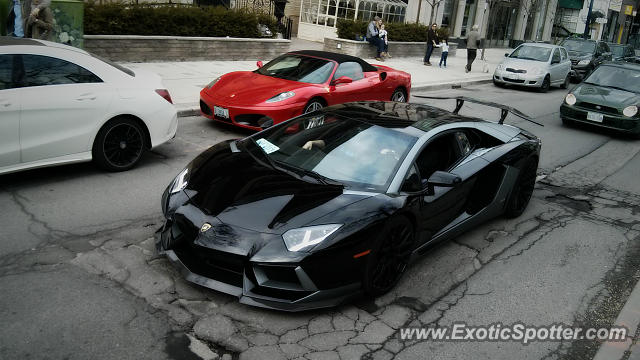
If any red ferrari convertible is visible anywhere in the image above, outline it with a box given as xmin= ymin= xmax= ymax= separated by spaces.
xmin=199 ymin=50 xmax=411 ymax=130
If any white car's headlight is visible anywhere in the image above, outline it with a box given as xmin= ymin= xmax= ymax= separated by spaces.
xmin=565 ymin=93 xmax=576 ymax=105
xmin=623 ymin=105 xmax=638 ymax=117
xmin=529 ymin=67 xmax=543 ymax=75
xmin=496 ymin=63 xmax=504 ymax=71
xmin=170 ymin=168 xmax=189 ymax=194
xmin=283 ymin=224 xmax=342 ymax=252
xmin=206 ymin=77 xmax=221 ymax=89
xmin=266 ymin=91 xmax=296 ymax=103
xmin=577 ymin=60 xmax=590 ymax=66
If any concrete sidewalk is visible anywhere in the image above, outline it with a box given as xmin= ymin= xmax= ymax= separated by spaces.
xmin=122 ymin=38 xmax=509 ymax=116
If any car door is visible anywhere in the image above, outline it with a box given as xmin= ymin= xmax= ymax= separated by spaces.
xmin=549 ymin=48 xmax=563 ymax=83
xmin=327 ymin=62 xmax=370 ymax=103
xmin=0 ymin=54 xmax=21 ymax=168
xmin=560 ymin=47 xmax=572 ymax=79
xmin=410 ymin=131 xmax=475 ymax=244
xmin=16 ymin=54 xmax=113 ymax=163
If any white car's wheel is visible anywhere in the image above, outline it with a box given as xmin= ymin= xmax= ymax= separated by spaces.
xmin=93 ymin=117 xmax=147 ymax=171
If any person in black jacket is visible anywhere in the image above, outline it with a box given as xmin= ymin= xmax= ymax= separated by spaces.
xmin=424 ymin=23 xmax=439 ymax=66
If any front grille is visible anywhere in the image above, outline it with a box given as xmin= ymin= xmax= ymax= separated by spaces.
xmin=577 ymin=102 xmax=619 ymax=115
xmin=174 ymin=243 xmax=246 ymax=287
xmin=200 ymin=100 xmax=212 ymax=115
xmin=506 ymin=68 xmax=527 ymax=73
xmin=503 ymin=78 xmax=526 ymax=84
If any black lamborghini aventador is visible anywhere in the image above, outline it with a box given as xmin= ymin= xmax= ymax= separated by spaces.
xmin=157 ymin=99 xmax=541 ymax=311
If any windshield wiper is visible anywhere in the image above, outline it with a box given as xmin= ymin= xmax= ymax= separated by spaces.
xmin=584 ymin=82 xmax=631 ymax=92
xmin=274 ymin=160 xmax=342 ymax=186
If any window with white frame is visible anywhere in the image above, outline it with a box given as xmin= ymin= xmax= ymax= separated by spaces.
xmin=301 ymin=0 xmax=406 ymax=27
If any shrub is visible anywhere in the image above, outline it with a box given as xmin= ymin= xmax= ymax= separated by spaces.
xmin=84 ymin=3 xmax=281 ymax=38
xmin=336 ymin=19 xmax=434 ymax=42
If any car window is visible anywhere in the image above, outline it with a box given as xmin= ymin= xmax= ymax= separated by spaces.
xmin=561 ymin=40 xmax=595 ymax=54
xmin=584 ymin=65 xmax=640 ymax=93
xmin=415 ymin=133 xmax=463 ymax=180
xmin=256 ymin=55 xmax=335 ymax=84
xmin=0 ymin=55 xmax=13 ymax=90
xmin=334 ymin=62 xmax=364 ymax=81
xmin=509 ymin=45 xmax=552 ymax=62
xmin=560 ymin=48 xmax=568 ymax=61
xmin=552 ymin=49 xmax=561 ymax=63
xmin=455 ymin=131 xmax=472 ymax=155
xmin=19 ymin=54 xmax=102 ymax=87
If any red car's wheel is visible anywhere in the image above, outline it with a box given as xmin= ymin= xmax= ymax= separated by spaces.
xmin=303 ymin=99 xmax=324 ymax=114
xmin=391 ymin=88 xmax=407 ymax=102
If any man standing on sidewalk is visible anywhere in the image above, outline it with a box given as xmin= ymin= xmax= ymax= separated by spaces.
xmin=465 ymin=24 xmax=481 ymax=73
xmin=367 ymin=16 xmax=384 ymax=61
xmin=424 ymin=23 xmax=438 ymax=66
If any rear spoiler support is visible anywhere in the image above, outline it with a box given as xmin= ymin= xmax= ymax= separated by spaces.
xmin=414 ymin=95 xmax=544 ymax=127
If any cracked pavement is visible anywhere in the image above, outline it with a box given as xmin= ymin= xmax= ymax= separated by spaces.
xmin=1 ymin=84 xmax=639 ymax=360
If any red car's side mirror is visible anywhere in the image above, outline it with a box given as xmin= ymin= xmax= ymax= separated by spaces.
xmin=256 ymin=61 xmax=264 ymax=68
xmin=332 ymin=76 xmax=353 ymax=86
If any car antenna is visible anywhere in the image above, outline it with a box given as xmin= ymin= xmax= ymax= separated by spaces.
xmin=413 ymin=95 xmax=544 ymax=127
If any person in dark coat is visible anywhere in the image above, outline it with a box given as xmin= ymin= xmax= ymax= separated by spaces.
xmin=25 ymin=0 xmax=53 ymax=40
xmin=424 ymin=23 xmax=439 ymax=66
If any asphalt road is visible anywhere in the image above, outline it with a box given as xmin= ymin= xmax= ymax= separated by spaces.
xmin=1 ymin=83 xmax=639 ymax=360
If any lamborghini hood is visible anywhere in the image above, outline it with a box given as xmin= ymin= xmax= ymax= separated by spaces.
xmin=182 ymin=142 xmax=374 ymax=235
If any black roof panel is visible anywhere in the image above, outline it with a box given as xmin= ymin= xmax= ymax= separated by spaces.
xmin=0 ymin=37 xmax=45 ymax=47
xmin=287 ymin=50 xmax=378 ymax=72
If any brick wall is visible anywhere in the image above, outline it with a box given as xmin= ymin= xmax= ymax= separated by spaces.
xmin=324 ymin=38 xmax=458 ymax=58
xmin=84 ymin=35 xmax=291 ymax=62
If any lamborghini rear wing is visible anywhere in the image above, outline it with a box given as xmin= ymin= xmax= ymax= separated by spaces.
xmin=413 ymin=95 xmax=544 ymax=127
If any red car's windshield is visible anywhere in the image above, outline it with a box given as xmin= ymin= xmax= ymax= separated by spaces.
xmin=255 ymin=55 xmax=335 ymax=84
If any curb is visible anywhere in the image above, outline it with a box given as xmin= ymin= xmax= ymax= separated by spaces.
xmin=175 ymin=78 xmax=493 ymax=118
xmin=592 ymin=278 xmax=640 ymax=360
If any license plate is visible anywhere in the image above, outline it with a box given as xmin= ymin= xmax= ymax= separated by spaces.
xmin=214 ymin=106 xmax=229 ymax=119
xmin=586 ymin=112 xmax=603 ymax=123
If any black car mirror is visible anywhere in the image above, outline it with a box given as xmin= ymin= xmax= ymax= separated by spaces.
xmin=504 ymin=53 xmax=509 ymax=57
xmin=401 ymin=173 xmax=422 ymax=193
xmin=428 ymin=171 xmax=462 ymax=187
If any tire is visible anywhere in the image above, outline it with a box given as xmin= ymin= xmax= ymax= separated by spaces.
xmin=363 ymin=216 xmax=415 ymax=297
xmin=303 ymin=99 xmax=324 ymax=114
xmin=493 ymin=79 xmax=504 ymax=88
xmin=538 ymin=75 xmax=550 ymax=93
xmin=92 ymin=117 xmax=146 ymax=172
xmin=561 ymin=117 xmax=573 ymax=127
xmin=561 ymin=74 xmax=570 ymax=89
xmin=391 ymin=88 xmax=407 ymax=102
xmin=504 ymin=157 xmax=538 ymax=218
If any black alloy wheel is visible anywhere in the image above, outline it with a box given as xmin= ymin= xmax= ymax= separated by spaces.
xmin=93 ymin=118 xmax=146 ymax=171
xmin=363 ymin=216 xmax=414 ymax=296
xmin=561 ymin=74 xmax=570 ymax=89
xmin=505 ymin=157 xmax=538 ymax=218
xmin=539 ymin=75 xmax=550 ymax=93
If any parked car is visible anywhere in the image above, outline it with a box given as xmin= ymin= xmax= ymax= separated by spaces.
xmin=199 ymin=50 xmax=412 ymax=131
xmin=606 ymin=43 xmax=639 ymax=63
xmin=493 ymin=43 xmax=572 ymax=91
xmin=559 ymin=38 xmax=612 ymax=81
xmin=560 ymin=62 xmax=640 ymax=136
xmin=0 ymin=37 xmax=177 ymax=175
xmin=157 ymin=99 xmax=541 ymax=311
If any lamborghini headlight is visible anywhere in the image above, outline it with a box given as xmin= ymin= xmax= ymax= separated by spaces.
xmin=283 ymin=224 xmax=342 ymax=252
xmin=266 ymin=91 xmax=296 ymax=103
xmin=623 ymin=105 xmax=638 ymax=117
xmin=170 ymin=168 xmax=189 ymax=194
xmin=577 ymin=59 xmax=590 ymax=66
xmin=206 ymin=77 xmax=221 ymax=89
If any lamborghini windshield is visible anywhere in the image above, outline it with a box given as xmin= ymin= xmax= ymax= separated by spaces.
xmin=243 ymin=112 xmax=418 ymax=191
xmin=255 ymin=55 xmax=335 ymax=84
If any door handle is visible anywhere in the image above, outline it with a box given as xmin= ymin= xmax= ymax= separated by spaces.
xmin=75 ymin=93 xmax=97 ymax=101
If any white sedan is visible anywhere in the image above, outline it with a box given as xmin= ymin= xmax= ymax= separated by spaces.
xmin=0 ymin=37 xmax=178 ymax=174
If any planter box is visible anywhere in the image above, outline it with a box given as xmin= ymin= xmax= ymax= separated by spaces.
xmin=323 ymin=37 xmax=458 ymax=58
xmin=83 ymin=35 xmax=291 ymax=62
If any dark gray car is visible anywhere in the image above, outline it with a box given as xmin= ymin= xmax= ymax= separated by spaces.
xmin=560 ymin=38 xmax=612 ymax=81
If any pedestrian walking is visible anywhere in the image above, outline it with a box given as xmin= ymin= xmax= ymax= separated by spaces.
xmin=423 ymin=23 xmax=438 ymax=66
xmin=466 ymin=24 xmax=481 ymax=73
xmin=9 ymin=0 xmax=24 ymax=37
xmin=367 ymin=15 xmax=385 ymax=61
xmin=438 ymin=39 xmax=449 ymax=68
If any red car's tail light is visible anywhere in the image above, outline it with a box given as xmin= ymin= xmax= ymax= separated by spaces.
xmin=155 ymin=89 xmax=173 ymax=104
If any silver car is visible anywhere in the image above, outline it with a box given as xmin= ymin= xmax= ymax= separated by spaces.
xmin=493 ymin=43 xmax=572 ymax=92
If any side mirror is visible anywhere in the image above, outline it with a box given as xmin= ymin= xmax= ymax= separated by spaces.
xmin=256 ymin=61 xmax=264 ymax=68
xmin=428 ymin=171 xmax=462 ymax=187
xmin=401 ymin=173 xmax=422 ymax=193
xmin=505 ymin=53 xmax=509 ymax=57
xmin=332 ymin=76 xmax=353 ymax=86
